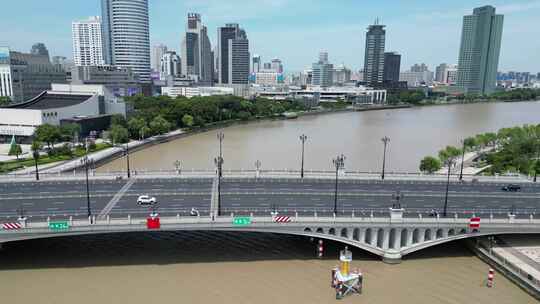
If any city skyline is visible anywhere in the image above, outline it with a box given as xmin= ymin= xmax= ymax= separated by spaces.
xmin=0 ymin=0 xmax=539 ymax=73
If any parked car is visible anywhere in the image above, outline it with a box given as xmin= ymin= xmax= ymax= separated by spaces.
xmin=501 ymin=184 xmax=521 ymax=192
xmin=137 ymin=195 xmax=157 ymax=205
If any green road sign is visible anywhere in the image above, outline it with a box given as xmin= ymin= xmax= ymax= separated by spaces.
xmin=49 ymin=221 xmax=69 ymax=230
xmin=232 ymin=217 xmax=251 ymax=226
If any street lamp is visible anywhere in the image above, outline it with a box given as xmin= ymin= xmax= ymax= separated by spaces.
xmin=123 ymin=143 xmax=131 ymax=178
xmin=80 ymin=155 xmax=94 ymax=223
xmin=392 ymin=191 xmax=404 ymax=209
xmin=459 ymin=139 xmax=466 ymax=181
xmin=214 ymin=156 xmax=224 ymax=216
xmin=381 ymin=136 xmax=390 ymax=180
xmin=443 ymin=157 xmax=455 ymax=217
xmin=174 ymin=160 xmax=182 ymax=175
xmin=32 ymin=149 xmax=40 ymax=181
xmin=299 ymin=134 xmax=308 ymax=178
xmin=255 ymin=159 xmax=262 ymax=178
xmin=217 ymin=132 xmax=224 ymax=177
xmin=332 ymin=154 xmax=346 ymax=216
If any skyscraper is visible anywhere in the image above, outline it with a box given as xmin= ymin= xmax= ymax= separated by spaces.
xmin=312 ymin=52 xmax=333 ymax=87
xmin=181 ymin=13 xmax=213 ymax=85
xmin=217 ymin=23 xmax=249 ymax=85
xmin=152 ymin=44 xmax=168 ymax=72
xmin=271 ymin=58 xmax=284 ymax=73
xmin=410 ymin=63 xmax=428 ymax=73
xmin=30 ymin=43 xmax=49 ymax=59
xmin=363 ymin=21 xmax=385 ymax=86
xmin=160 ymin=51 xmax=181 ymax=80
xmin=456 ymin=5 xmax=504 ymax=95
xmin=252 ymin=55 xmax=261 ymax=73
xmin=72 ymin=16 xmax=104 ymax=66
xmin=101 ymin=0 xmax=151 ymax=82
xmin=383 ymin=52 xmax=400 ymax=82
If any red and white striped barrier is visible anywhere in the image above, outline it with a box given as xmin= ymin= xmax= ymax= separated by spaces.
xmin=487 ymin=268 xmax=494 ymax=287
xmin=470 ymin=217 xmax=481 ymax=229
xmin=273 ymin=216 xmax=292 ymax=223
xmin=318 ymin=239 xmax=324 ymax=258
xmin=2 ymin=222 xmax=22 ymax=230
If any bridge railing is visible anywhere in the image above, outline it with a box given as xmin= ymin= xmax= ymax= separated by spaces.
xmin=2 ymin=214 xmax=540 ymax=238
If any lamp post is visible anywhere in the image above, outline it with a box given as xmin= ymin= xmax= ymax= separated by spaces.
xmin=214 ymin=156 xmax=224 ymax=216
xmin=443 ymin=158 xmax=455 ymax=217
xmin=381 ymin=136 xmax=390 ymax=180
xmin=124 ymin=143 xmax=131 ymax=178
xmin=255 ymin=159 xmax=261 ymax=178
xmin=459 ymin=140 xmax=466 ymax=181
xmin=333 ymin=154 xmax=346 ymax=216
xmin=217 ymin=132 xmax=224 ymax=177
xmin=392 ymin=191 xmax=404 ymax=209
xmin=32 ymin=150 xmax=40 ymax=181
xmin=299 ymin=134 xmax=308 ymax=179
xmin=174 ymin=160 xmax=182 ymax=175
xmin=80 ymin=155 xmax=94 ymax=223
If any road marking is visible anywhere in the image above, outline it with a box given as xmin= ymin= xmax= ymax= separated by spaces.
xmin=173 ymin=198 xmax=184 ymax=201
xmin=53 ymin=202 xmax=65 ymax=205
xmin=47 ymin=208 xmax=59 ymax=211
xmin=98 ymin=179 xmax=135 ymax=219
xmin=231 ymin=203 xmax=241 ymax=206
xmin=172 ymin=204 xmax=183 ymax=207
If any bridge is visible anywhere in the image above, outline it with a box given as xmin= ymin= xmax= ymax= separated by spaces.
xmin=1 ymin=171 xmax=539 ymax=263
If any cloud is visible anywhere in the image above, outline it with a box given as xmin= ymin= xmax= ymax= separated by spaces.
xmin=497 ymin=0 xmax=540 ymax=13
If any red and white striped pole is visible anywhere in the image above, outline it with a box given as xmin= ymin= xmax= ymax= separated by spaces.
xmin=487 ymin=268 xmax=495 ymax=288
xmin=318 ymin=239 xmax=324 ymax=258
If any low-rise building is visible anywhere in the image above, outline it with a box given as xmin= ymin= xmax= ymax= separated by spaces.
xmin=70 ymin=65 xmax=141 ymax=97
xmin=0 ymin=47 xmax=67 ymax=103
xmin=254 ymin=86 xmax=386 ymax=105
xmin=161 ymin=86 xmax=234 ymax=98
xmin=0 ymin=83 xmax=126 ymax=141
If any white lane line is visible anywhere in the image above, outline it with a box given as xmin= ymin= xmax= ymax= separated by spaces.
xmin=172 ymin=204 xmax=183 ymax=207
xmin=98 ymin=179 xmax=136 ymax=219
xmin=53 ymin=202 xmax=65 ymax=205
xmin=316 ymin=204 xmax=325 ymax=206
xmin=311 ymin=198 xmax=321 ymax=201
xmin=231 ymin=203 xmax=241 ymax=206
xmin=22 ymin=203 xmax=34 ymax=206
xmin=47 ymin=208 xmax=59 ymax=211
xmin=173 ymin=198 xmax=184 ymax=201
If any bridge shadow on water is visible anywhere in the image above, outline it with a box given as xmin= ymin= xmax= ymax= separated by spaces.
xmin=0 ymin=231 xmax=475 ymax=270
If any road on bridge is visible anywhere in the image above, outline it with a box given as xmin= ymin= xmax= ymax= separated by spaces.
xmin=0 ymin=177 xmax=539 ymax=222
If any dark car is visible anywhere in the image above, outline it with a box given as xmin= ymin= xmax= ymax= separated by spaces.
xmin=502 ymin=184 xmax=521 ymax=192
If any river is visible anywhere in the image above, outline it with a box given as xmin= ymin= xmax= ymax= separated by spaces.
xmin=99 ymin=101 xmax=540 ymax=173
xmin=0 ymin=232 xmax=537 ymax=304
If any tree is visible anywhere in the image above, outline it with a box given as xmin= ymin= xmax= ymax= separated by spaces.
xmin=140 ymin=126 xmax=151 ymax=139
xmin=0 ymin=96 xmax=10 ymax=106
xmin=149 ymin=115 xmax=171 ymax=135
xmin=60 ymin=123 xmax=81 ymax=143
xmin=31 ymin=141 xmax=43 ymax=154
xmin=108 ymin=124 xmax=129 ymax=144
xmin=111 ymin=114 xmax=128 ymax=127
xmin=9 ymin=144 xmax=23 ymax=160
xmin=35 ymin=124 xmax=62 ymax=148
xmin=127 ymin=117 xmax=147 ymax=139
xmin=463 ymin=137 xmax=477 ymax=151
xmin=181 ymin=114 xmax=194 ymax=127
xmin=438 ymin=146 xmax=461 ymax=163
xmin=420 ymin=156 xmax=442 ymax=174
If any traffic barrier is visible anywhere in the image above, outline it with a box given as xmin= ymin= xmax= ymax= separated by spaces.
xmin=470 ymin=217 xmax=481 ymax=229
xmin=273 ymin=216 xmax=292 ymax=223
xmin=147 ymin=217 xmax=160 ymax=229
xmin=487 ymin=268 xmax=494 ymax=287
xmin=2 ymin=223 xmax=22 ymax=230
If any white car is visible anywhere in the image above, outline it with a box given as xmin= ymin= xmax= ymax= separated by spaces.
xmin=137 ymin=195 xmax=157 ymax=206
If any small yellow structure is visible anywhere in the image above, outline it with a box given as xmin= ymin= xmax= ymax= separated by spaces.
xmin=331 ymin=247 xmax=362 ymax=300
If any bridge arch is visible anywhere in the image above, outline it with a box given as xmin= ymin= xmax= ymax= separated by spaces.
xmin=365 ymin=228 xmax=372 ymax=245
xmin=316 ymin=227 xmax=324 ymax=234
xmin=459 ymin=228 xmax=467 ymax=235
xmin=304 ymin=228 xmax=312 ymax=233
xmin=353 ymin=228 xmax=360 ymax=241
xmin=400 ymin=229 xmax=408 ymax=248
xmin=424 ymin=229 xmax=432 ymax=241
xmin=448 ymin=228 xmax=455 ymax=236
xmin=389 ymin=228 xmax=397 ymax=249
xmin=340 ymin=228 xmax=348 ymax=238
xmin=436 ymin=228 xmax=443 ymax=239
xmin=412 ymin=228 xmax=420 ymax=244
xmin=328 ymin=228 xmax=336 ymax=236
xmin=376 ymin=228 xmax=384 ymax=248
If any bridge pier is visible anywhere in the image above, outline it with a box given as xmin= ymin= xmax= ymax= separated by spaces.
xmin=382 ymin=250 xmax=402 ymax=264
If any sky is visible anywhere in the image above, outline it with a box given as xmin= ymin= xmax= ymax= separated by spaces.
xmin=0 ymin=0 xmax=539 ymax=73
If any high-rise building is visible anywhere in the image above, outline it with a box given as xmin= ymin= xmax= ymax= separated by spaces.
xmin=152 ymin=44 xmax=168 ymax=73
xmin=101 ymin=0 xmax=151 ymax=82
xmin=456 ymin=5 xmax=504 ymax=95
xmin=180 ymin=13 xmax=213 ymax=85
xmin=436 ymin=63 xmax=458 ymax=84
xmin=410 ymin=63 xmax=428 ymax=73
xmin=160 ymin=51 xmax=181 ymax=80
xmin=252 ymin=55 xmax=261 ymax=73
xmin=30 ymin=43 xmax=49 ymax=59
xmin=217 ymin=23 xmax=249 ymax=85
xmin=271 ymin=58 xmax=283 ymax=73
xmin=312 ymin=52 xmax=333 ymax=88
xmin=333 ymin=64 xmax=352 ymax=85
xmin=383 ymin=52 xmax=401 ymax=82
xmin=72 ymin=16 xmax=104 ymax=66
xmin=363 ymin=21 xmax=385 ymax=86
